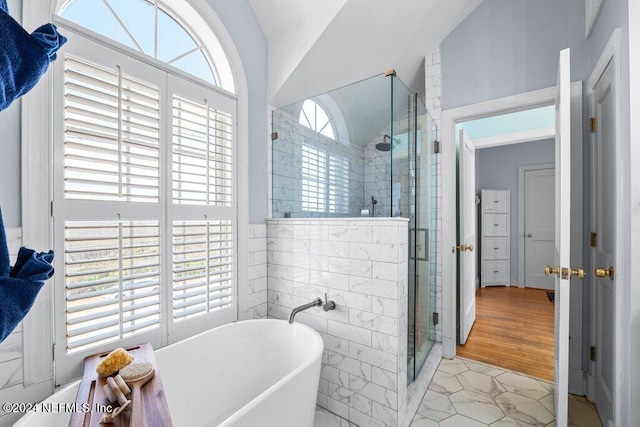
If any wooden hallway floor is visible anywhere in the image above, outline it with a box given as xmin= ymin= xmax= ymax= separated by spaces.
xmin=456 ymin=286 xmax=555 ymax=381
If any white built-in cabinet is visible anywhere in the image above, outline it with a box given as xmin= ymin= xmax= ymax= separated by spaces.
xmin=480 ymin=189 xmax=510 ymax=287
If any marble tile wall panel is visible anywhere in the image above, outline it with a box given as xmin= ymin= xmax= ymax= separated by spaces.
xmin=239 ymin=224 xmax=268 ymax=320
xmin=266 ymin=219 xmax=409 ymax=426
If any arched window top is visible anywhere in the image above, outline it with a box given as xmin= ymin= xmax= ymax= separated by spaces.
xmin=57 ymin=0 xmax=235 ymax=92
xmin=299 ymin=99 xmax=336 ymax=139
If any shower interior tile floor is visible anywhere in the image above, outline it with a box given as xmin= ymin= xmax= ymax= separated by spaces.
xmin=314 ymin=357 xmax=603 ymax=427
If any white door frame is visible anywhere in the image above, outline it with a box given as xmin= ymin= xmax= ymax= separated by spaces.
xmin=517 ymin=163 xmax=555 ymax=288
xmin=586 ymin=28 xmax=623 ymax=426
xmin=627 ymin=2 xmax=640 ymax=423
xmin=441 ymin=82 xmax=583 ymax=361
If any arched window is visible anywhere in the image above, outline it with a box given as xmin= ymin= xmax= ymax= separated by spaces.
xmin=299 ymin=99 xmax=336 ymax=139
xmin=297 ymin=99 xmax=350 ymax=215
xmin=48 ymin=0 xmax=239 ymax=382
xmin=57 ymin=0 xmax=235 ymax=91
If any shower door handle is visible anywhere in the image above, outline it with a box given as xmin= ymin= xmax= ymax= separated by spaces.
xmin=414 ymin=228 xmax=429 ymax=261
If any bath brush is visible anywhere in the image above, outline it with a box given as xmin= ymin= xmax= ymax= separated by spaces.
xmin=96 ymin=347 xmax=134 ymax=377
xmin=120 ymin=362 xmax=155 ymax=427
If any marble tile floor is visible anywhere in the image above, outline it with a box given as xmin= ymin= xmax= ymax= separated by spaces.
xmin=314 ymin=357 xmax=602 ymax=427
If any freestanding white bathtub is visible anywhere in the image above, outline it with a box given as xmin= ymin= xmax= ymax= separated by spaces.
xmin=15 ymin=319 xmax=323 ymax=427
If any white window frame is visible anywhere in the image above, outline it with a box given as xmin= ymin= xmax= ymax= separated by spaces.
xmin=299 ymin=99 xmax=337 ymax=140
xmin=21 ymin=0 xmax=249 ymax=387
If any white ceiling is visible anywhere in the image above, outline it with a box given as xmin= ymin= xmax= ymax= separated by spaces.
xmin=248 ymin=0 xmax=482 ymax=108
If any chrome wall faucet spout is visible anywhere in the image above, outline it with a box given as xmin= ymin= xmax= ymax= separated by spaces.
xmin=288 ymin=298 xmax=322 ymax=323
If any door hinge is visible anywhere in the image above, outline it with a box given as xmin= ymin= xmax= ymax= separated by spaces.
xmin=590 ymin=232 xmax=597 ymax=247
xmin=590 ymin=345 xmax=596 ymax=361
xmin=433 ymin=140 xmax=441 ymax=154
xmin=50 ymin=200 xmax=54 ymax=217
xmin=52 ymin=343 xmax=55 ymax=360
xmin=271 ymin=132 xmax=278 ymax=140
xmin=589 ymin=117 xmax=597 ymax=133
xmin=432 ymin=312 xmax=439 ymax=326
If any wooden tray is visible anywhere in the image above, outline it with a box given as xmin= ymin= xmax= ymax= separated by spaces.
xmin=69 ymin=342 xmax=173 ymax=427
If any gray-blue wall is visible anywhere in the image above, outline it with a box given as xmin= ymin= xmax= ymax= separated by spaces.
xmin=0 ymin=0 xmax=268 ymax=227
xmin=476 ymin=139 xmax=555 ymax=283
xmin=441 ymin=0 xmax=590 ymax=110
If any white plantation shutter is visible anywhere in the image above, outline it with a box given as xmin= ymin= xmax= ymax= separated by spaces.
xmin=302 ymin=144 xmax=350 ymax=215
xmin=53 ymin=34 xmax=237 ymax=382
xmin=168 ymin=80 xmax=236 ymax=336
xmin=172 ymin=221 xmax=233 ymax=321
xmin=329 ymin=154 xmax=349 ymax=214
xmin=302 ymin=144 xmax=327 ymax=212
xmin=64 ymin=56 xmax=160 ymax=203
xmin=172 ymin=96 xmax=233 ymax=206
xmin=64 ymin=221 xmax=161 ymax=352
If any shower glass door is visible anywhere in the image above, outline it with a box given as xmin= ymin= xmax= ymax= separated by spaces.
xmin=391 ymin=76 xmax=437 ymax=383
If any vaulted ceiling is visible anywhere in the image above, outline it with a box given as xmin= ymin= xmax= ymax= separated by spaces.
xmin=248 ymin=0 xmax=482 ymax=108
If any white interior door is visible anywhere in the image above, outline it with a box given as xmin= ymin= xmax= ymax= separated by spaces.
xmin=591 ymin=57 xmax=615 ymax=427
xmin=553 ymin=48 xmax=572 ymax=426
xmin=524 ymin=168 xmax=555 ymax=290
xmin=459 ymin=129 xmax=476 ymax=345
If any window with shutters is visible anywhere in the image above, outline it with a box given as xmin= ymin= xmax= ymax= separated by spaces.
xmin=301 ymin=144 xmax=350 ymax=215
xmin=299 ymin=99 xmax=349 ymax=215
xmin=52 ymin=0 xmax=238 ymax=382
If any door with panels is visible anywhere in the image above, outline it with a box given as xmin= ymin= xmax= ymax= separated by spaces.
xmin=481 ymin=189 xmax=510 ymax=287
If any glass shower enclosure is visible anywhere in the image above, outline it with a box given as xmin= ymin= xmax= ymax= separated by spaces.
xmin=271 ymin=72 xmax=438 ymax=383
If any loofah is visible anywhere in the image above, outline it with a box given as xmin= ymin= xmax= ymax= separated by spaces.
xmin=96 ymin=347 xmax=134 ymax=377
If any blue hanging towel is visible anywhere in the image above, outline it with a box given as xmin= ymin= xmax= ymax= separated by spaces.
xmin=0 ymin=207 xmax=54 ymax=344
xmin=0 ymin=0 xmax=67 ymax=111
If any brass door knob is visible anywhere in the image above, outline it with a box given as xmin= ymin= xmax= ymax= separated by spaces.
xmin=595 ymin=267 xmax=614 ymax=280
xmin=456 ymin=244 xmax=474 ymax=252
xmin=466 ymin=244 xmax=474 ymax=252
xmin=544 ymin=265 xmax=560 ymax=277
xmin=570 ymin=268 xmax=585 ymax=279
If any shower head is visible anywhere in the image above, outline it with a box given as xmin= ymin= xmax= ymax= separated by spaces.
xmin=375 ymin=134 xmax=392 ymax=152
xmin=375 ymin=142 xmax=391 ymax=152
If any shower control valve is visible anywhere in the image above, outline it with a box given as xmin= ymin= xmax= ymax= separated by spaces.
xmin=323 ymin=293 xmax=336 ymax=312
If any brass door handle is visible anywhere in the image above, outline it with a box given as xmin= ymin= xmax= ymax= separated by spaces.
xmin=545 ymin=265 xmax=584 ymax=279
xmin=456 ymin=244 xmax=474 ymax=252
xmin=595 ymin=267 xmax=614 ymax=280
xmin=544 ymin=265 xmax=560 ymax=277
xmin=570 ymin=268 xmax=585 ymax=279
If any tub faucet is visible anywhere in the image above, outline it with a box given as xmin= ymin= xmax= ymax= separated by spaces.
xmin=288 ymin=298 xmax=322 ymax=324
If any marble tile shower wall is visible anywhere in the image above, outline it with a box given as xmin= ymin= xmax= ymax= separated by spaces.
xmin=363 ymin=118 xmax=411 ymax=219
xmin=364 ymin=135 xmax=392 ymax=217
xmin=271 ymin=110 xmax=365 ymax=218
xmin=266 ymin=218 xmax=411 ymax=427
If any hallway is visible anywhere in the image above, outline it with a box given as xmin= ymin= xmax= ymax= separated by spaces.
xmin=457 ymin=287 xmax=554 ymax=381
